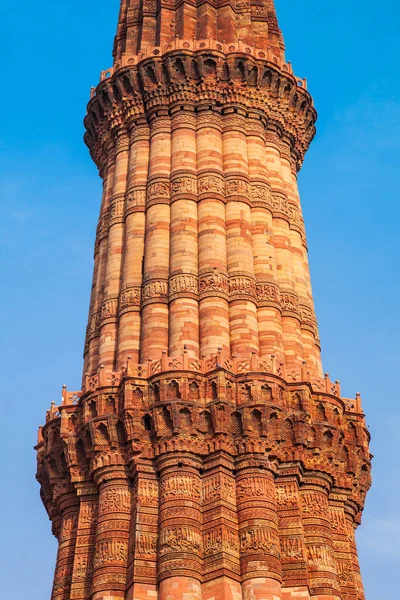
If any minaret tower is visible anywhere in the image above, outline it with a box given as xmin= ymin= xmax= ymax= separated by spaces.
xmin=36 ymin=2 xmax=372 ymax=600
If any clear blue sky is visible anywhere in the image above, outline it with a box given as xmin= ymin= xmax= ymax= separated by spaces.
xmin=0 ymin=1 xmax=398 ymax=598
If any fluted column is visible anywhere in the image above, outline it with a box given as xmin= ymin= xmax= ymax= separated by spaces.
xmin=275 ymin=471 xmax=309 ymax=592
xmin=328 ymin=497 xmax=360 ymax=600
xmin=91 ymin=467 xmax=131 ymax=599
xmin=265 ymin=127 xmax=303 ymax=370
xmin=217 ymin=4 xmax=237 ymax=43
xmin=300 ymin=479 xmax=340 ymax=599
xmin=70 ymin=485 xmax=98 ymax=600
xmin=345 ymin=506 xmax=366 ymax=600
xmin=140 ymin=112 xmax=171 ymax=362
xmin=278 ymin=138 xmax=322 ymax=377
xmin=168 ymin=106 xmax=199 ymax=357
xmin=201 ymin=453 xmax=242 ymax=599
xmin=156 ymin=0 xmax=176 ymax=46
xmin=236 ymin=457 xmax=281 ymax=600
xmin=117 ymin=120 xmax=149 ymax=367
xmin=247 ymin=114 xmax=284 ymax=362
xmin=197 ymin=108 xmax=230 ymax=356
xmin=196 ymin=3 xmax=217 ymax=39
xmin=52 ymin=492 xmax=80 ymax=600
xmin=98 ymin=130 xmax=129 ymax=370
xmin=85 ymin=157 xmax=115 ymax=376
xmin=222 ymin=109 xmax=259 ymax=356
xmin=126 ymin=462 xmax=159 ymax=599
xmin=156 ymin=455 xmax=203 ymax=600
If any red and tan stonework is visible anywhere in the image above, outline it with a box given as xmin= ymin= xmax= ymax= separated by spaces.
xmin=36 ymin=2 xmax=372 ymax=599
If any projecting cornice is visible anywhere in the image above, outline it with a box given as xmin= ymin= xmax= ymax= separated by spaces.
xmin=84 ymin=39 xmax=316 ymax=174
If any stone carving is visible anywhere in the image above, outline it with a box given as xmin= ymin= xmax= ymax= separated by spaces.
xmin=147 ymin=180 xmax=170 ymax=200
xmin=203 ymin=527 xmax=239 ymax=555
xmin=198 ymin=175 xmax=224 ymax=194
xmin=307 ymin=545 xmax=336 ymax=571
xmin=236 ymin=476 xmax=275 ymax=501
xmin=135 ymin=532 xmax=157 ymax=556
xmin=240 ymin=527 xmax=280 ymax=556
xmin=61 ymin=514 xmax=78 ymax=539
xmin=202 ymin=474 xmax=235 ymax=503
xmin=94 ymin=540 xmax=128 ymax=566
xmin=170 ymin=176 xmax=197 ymax=195
xmin=160 ymin=474 xmax=201 ymax=501
xmin=99 ymin=487 xmax=131 ymax=515
xmin=225 ymin=178 xmax=251 ymax=198
xmin=101 ymin=296 xmax=118 ymax=320
xmin=119 ymin=285 xmax=141 ymax=310
xmin=229 ymin=276 xmax=257 ymax=298
xmin=169 ymin=274 xmax=198 ymax=296
xmin=301 ymin=491 xmax=328 ymax=518
xmin=159 ymin=527 xmax=202 ymax=553
xmin=79 ymin=502 xmax=97 ymax=527
xmin=280 ymin=537 xmax=304 ymax=560
xmin=329 ymin=507 xmax=347 ymax=533
xmin=126 ymin=187 xmax=146 ymax=208
xmin=256 ymin=281 xmax=280 ymax=304
xmin=73 ymin=555 xmax=93 ymax=580
xmin=142 ymin=279 xmax=169 ymax=302
xmin=135 ymin=479 xmax=159 ymax=506
xmin=199 ymin=272 xmax=229 ymax=296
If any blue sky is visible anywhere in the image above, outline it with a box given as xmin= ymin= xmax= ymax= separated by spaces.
xmin=0 ymin=1 xmax=398 ymax=598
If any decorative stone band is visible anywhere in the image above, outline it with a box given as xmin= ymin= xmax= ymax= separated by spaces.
xmin=95 ymin=185 xmax=305 ymax=248
xmin=125 ymin=185 xmax=146 ymax=215
xmin=115 ymin=134 xmax=130 ymax=154
xmin=225 ymin=176 xmax=251 ymax=204
xmin=250 ymin=181 xmax=272 ymax=208
xmin=170 ymin=111 xmax=197 ymax=129
xmin=280 ymin=290 xmax=301 ymax=321
xmin=168 ymin=274 xmax=199 ymax=301
xmin=109 ymin=194 xmax=125 ymax=225
xmin=133 ymin=531 xmax=158 ymax=558
xmin=199 ymin=271 xmax=229 ymax=300
xmin=86 ymin=311 xmax=101 ymax=342
xmin=239 ymin=526 xmax=280 ymax=558
xmin=255 ymin=281 xmax=281 ymax=309
xmin=197 ymin=171 xmax=226 ymax=203
xmin=202 ymin=526 xmax=240 ymax=556
xmin=95 ymin=209 xmax=111 ymax=245
xmin=93 ymin=539 xmax=128 ymax=567
xmin=299 ymin=302 xmax=319 ymax=339
xmin=159 ymin=526 xmax=202 ymax=555
xmin=118 ymin=284 xmax=141 ymax=315
xmin=222 ymin=114 xmax=247 ymax=135
xmin=196 ymin=112 xmax=222 ymax=131
xmin=229 ymin=275 xmax=257 ymax=301
xmin=100 ymin=295 xmax=119 ymax=324
xmin=141 ymin=279 xmax=169 ymax=306
xmin=146 ymin=177 xmax=170 ymax=207
xmin=271 ymin=191 xmax=304 ymax=235
xmin=148 ymin=116 xmax=171 ymax=135
xmin=90 ymin=282 xmax=316 ymax=332
xmin=170 ymin=172 xmax=197 ymax=202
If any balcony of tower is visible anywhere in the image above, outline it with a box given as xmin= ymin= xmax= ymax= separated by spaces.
xmin=84 ymin=38 xmax=315 ymax=172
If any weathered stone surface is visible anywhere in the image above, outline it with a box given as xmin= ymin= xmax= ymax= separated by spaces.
xmin=36 ymin=2 xmax=371 ymax=600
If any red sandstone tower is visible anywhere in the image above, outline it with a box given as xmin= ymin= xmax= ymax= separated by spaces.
xmin=36 ymin=2 xmax=372 ymax=600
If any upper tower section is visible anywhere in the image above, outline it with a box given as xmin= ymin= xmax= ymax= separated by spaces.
xmin=113 ymin=0 xmax=285 ymax=63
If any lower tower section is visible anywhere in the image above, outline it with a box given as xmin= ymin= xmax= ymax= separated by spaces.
xmin=36 ymin=352 xmax=371 ymax=600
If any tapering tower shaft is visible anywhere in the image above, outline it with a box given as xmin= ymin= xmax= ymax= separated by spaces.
xmin=83 ymin=0 xmax=322 ymax=382
xmin=36 ymin=3 xmax=371 ymax=600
